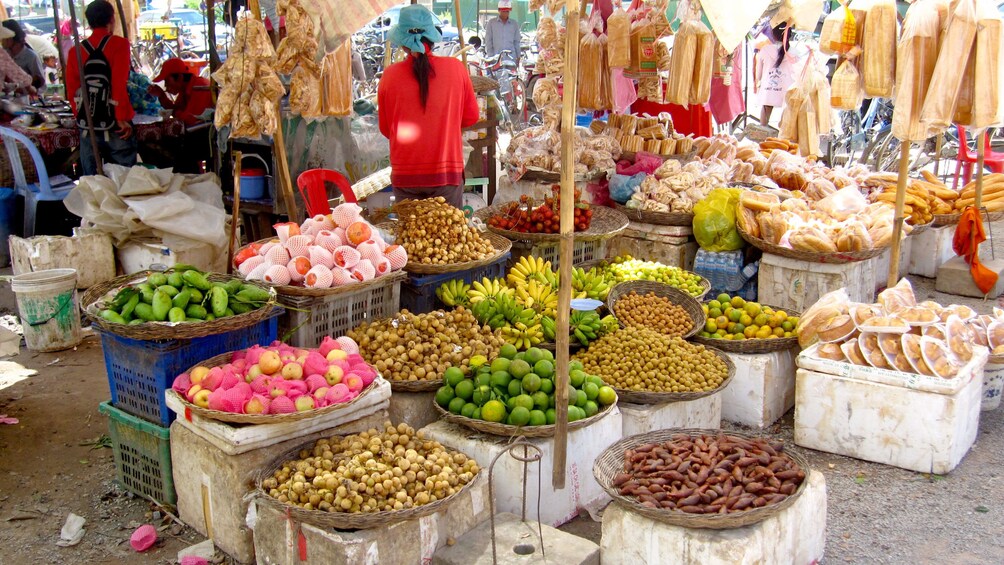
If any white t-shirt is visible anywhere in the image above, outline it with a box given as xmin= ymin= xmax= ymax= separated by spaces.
xmin=757 ymin=41 xmax=809 ymax=108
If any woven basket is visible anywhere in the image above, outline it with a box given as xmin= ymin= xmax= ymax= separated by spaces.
xmin=737 ymin=223 xmax=887 ymax=264
xmin=609 ymin=346 xmax=735 ymax=404
xmin=166 ymin=353 xmax=383 ymax=424
xmin=592 ymin=428 xmax=810 ymax=529
xmin=614 ymin=203 xmax=695 ymax=227
xmin=908 ymin=221 xmax=933 ymax=237
xmin=606 ymin=281 xmax=705 ymax=340
xmin=433 ymin=398 xmax=615 ymax=438
xmin=577 ymin=259 xmax=712 ymax=301
xmin=403 ymin=232 xmax=512 ymax=275
xmin=470 ymin=75 xmax=499 ymax=94
xmin=388 ymin=378 xmax=444 ymax=393
xmin=81 ymin=271 xmax=279 ymax=341
xmin=232 ymin=238 xmax=408 ymax=298
xmin=507 ymin=166 xmax=610 ymax=183
xmin=618 ymin=149 xmax=697 ymax=163
xmin=692 ymin=304 xmax=801 ymax=354
xmin=473 ymin=205 xmax=629 ymax=243
xmin=934 ymin=209 xmax=1004 ymax=227
xmin=253 ymin=438 xmax=485 ymax=530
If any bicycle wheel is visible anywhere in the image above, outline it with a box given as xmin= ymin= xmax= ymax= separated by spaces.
xmin=509 ymin=78 xmax=527 ymax=124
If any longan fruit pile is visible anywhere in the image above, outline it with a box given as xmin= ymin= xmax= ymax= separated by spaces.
xmin=347 ymin=308 xmax=503 ymax=382
xmin=263 ymin=422 xmax=480 ymax=513
xmin=614 ymin=291 xmax=694 ymax=337
xmin=574 ymin=328 xmax=727 ymax=393
xmin=394 ymin=198 xmax=495 ymax=265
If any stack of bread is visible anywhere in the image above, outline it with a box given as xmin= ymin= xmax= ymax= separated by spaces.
xmin=953 ymin=173 xmax=1004 ymax=213
xmin=863 ymin=171 xmax=959 ymax=224
xmin=504 ymin=125 xmax=620 ymax=175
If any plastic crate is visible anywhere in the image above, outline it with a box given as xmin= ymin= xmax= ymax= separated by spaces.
xmin=278 ymin=276 xmax=402 ymax=348
xmin=98 ymin=401 xmax=175 ymax=505
xmin=99 ymin=309 xmax=281 ymax=426
xmin=509 ymin=240 xmax=607 ymax=269
xmin=401 ymin=252 xmax=510 ymax=314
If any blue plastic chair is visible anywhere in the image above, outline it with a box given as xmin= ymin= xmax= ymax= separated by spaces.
xmin=0 ymin=126 xmax=75 ymax=237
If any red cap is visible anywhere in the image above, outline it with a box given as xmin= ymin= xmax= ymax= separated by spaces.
xmin=153 ymin=58 xmax=192 ymax=82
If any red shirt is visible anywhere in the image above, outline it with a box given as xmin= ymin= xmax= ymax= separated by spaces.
xmin=173 ymin=75 xmax=213 ymax=126
xmin=65 ymin=28 xmax=135 ymax=122
xmin=378 ymin=53 xmax=479 ymax=188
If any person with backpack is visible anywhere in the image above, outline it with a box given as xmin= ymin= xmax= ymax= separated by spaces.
xmin=65 ymin=0 xmax=137 ymax=175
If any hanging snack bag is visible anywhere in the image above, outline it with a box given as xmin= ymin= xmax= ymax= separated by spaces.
xmin=690 ymin=27 xmax=715 ymax=105
xmin=322 ymin=39 xmax=352 ymax=117
xmin=891 ymin=0 xmax=941 ymax=141
xmin=862 ymin=0 xmax=897 ymax=98
xmin=971 ymin=0 xmax=1002 ymax=128
xmin=629 ymin=19 xmax=658 ymax=76
xmin=830 ymin=60 xmax=864 ymax=110
xmin=578 ymin=30 xmax=605 ymax=110
xmin=820 ymin=3 xmax=857 ymax=55
xmin=921 ymin=0 xmax=979 ymax=130
xmin=607 ymin=4 xmax=631 ymax=68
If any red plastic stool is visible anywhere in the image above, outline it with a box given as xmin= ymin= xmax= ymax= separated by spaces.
xmin=953 ymin=125 xmax=1004 ymax=190
xmin=296 ymin=169 xmax=355 ymax=216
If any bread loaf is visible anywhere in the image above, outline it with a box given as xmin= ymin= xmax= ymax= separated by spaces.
xmin=578 ymin=32 xmax=605 ymax=110
xmin=322 ymin=39 xmax=352 ymax=117
xmin=971 ymin=1 xmax=1001 ymax=127
xmin=665 ymin=20 xmax=703 ymax=105
xmin=921 ymin=0 xmax=978 ymax=130
xmin=891 ymin=0 xmax=940 ymax=140
xmin=690 ymin=26 xmax=715 ymax=104
xmin=831 ymin=60 xmax=864 ymax=110
xmin=607 ymin=6 xmax=631 ymax=68
xmin=862 ymin=0 xmax=897 ymax=98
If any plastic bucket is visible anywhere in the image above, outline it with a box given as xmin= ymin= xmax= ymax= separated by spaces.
xmin=10 ymin=268 xmax=82 ymax=352
xmin=982 ymin=361 xmax=1004 ymax=411
xmin=0 ymin=187 xmax=16 ymax=268
xmin=239 ymin=154 xmax=270 ymax=200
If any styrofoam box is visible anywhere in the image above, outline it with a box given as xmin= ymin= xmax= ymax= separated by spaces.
xmin=720 ymin=349 xmax=798 ymax=429
xmin=757 ymin=252 xmax=876 ymax=313
xmin=794 ymin=367 xmax=982 ymax=474
xmin=909 ymin=225 xmax=958 ymax=278
xmin=871 ymin=237 xmax=912 ymax=292
xmin=166 ymin=377 xmax=392 ymax=455
xmin=421 ymin=410 xmax=623 ymax=528
xmin=171 ymin=411 xmax=388 ymax=563
xmin=9 ymin=230 xmax=115 ymax=289
xmin=620 ymin=395 xmax=721 ymax=438
xmin=117 ymin=238 xmax=226 ymax=274
xmin=387 ymin=391 xmax=439 ymax=431
xmin=251 ymin=471 xmax=490 ymax=565
xmin=600 ymin=470 xmax=827 ymax=565
xmin=606 ymin=237 xmax=697 ymax=271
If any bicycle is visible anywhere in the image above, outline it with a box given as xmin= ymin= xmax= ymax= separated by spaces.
xmin=470 ymin=49 xmax=529 ymax=133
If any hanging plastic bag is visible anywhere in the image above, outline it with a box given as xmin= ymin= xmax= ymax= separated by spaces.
xmin=578 ymin=29 xmax=606 ymax=110
xmin=666 ymin=10 xmax=712 ymax=105
xmin=692 ymin=188 xmax=743 ymax=252
xmin=820 ymin=3 xmax=857 ymax=55
xmin=921 ymin=0 xmax=978 ymax=131
xmin=611 ymin=68 xmax=638 ymax=113
xmin=862 ymin=0 xmax=897 ymax=98
xmin=805 ymin=59 xmax=832 ymax=134
xmin=322 ymin=39 xmax=352 ymax=117
xmin=691 ymin=29 xmax=716 ymax=105
xmin=831 ymin=60 xmax=863 ymax=110
xmin=609 ymin=172 xmax=646 ymax=203
xmin=629 ymin=18 xmax=658 ymax=76
xmin=607 ymin=4 xmax=631 ymax=68
xmin=970 ymin=0 xmax=1002 ymax=128
xmin=891 ymin=0 xmax=941 ymax=141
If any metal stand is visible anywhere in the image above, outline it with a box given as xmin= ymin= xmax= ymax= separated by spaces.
xmin=487 ymin=438 xmax=545 ymax=565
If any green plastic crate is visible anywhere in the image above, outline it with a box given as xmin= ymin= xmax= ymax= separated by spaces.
xmin=98 ymin=401 xmax=175 ymax=505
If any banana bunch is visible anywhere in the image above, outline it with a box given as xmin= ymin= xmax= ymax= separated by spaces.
xmin=507 ymin=256 xmax=558 ymax=289
xmin=499 ymin=321 xmax=545 ymax=350
xmin=600 ymin=314 xmax=619 ymax=334
xmin=436 ymin=280 xmax=471 ymax=308
xmin=571 ymin=267 xmax=611 ymax=300
xmin=515 ymin=279 xmax=558 ymax=318
xmin=467 ymin=277 xmax=512 ymax=304
xmin=570 ymin=310 xmax=604 ymax=346
xmin=471 ymin=298 xmax=503 ymax=329
xmin=541 ymin=316 xmax=556 ymax=341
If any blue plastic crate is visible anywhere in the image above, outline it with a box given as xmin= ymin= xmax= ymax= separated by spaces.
xmin=400 ymin=253 xmax=510 ymax=314
xmin=99 ymin=309 xmax=280 ymax=426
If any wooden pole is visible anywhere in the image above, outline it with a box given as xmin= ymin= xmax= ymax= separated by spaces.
xmin=553 ymin=0 xmax=580 ymax=490
xmin=933 ymin=132 xmax=943 ymax=178
xmin=66 ymin=0 xmax=103 ymax=176
xmin=228 ymin=151 xmax=242 ymax=273
xmin=50 ymin=0 xmax=67 ymax=96
xmin=207 ymin=0 xmax=221 ymax=71
xmin=888 ymin=142 xmax=911 ymax=289
xmin=453 ymin=0 xmax=467 ymax=66
xmin=975 ymin=130 xmax=987 ymax=210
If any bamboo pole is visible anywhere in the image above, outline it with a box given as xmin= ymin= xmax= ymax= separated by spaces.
xmin=207 ymin=0 xmax=221 ymax=72
xmin=975 ymin=130 xmax=986 ymax=210
xmin=228 ymin=151 xmax=242 ymax=274
xmin=50 ymin=0 xmax=67 ymax=97
xmin=453 ymin=0 xmax=467 ymax=66
xmin=66 ymin=0 xmax=103 ymax=176
xmin=888 ymin=142 xmax=911 ymax=289
xmin=933 ymin=132 xmax=943 ymax=178
xmin=552 ymin=0 xmax=580 ymax=490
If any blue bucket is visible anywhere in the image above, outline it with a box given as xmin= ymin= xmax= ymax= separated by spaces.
xmin=239 ymin=154 xmax=270 ymax=201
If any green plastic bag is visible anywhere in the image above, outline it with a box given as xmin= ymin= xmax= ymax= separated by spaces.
xmin=692 ymin=188 xmax=744 ymax=252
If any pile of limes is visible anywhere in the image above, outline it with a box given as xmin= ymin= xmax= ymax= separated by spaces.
xmin=435 ymin=344 xmax=618 ymax=426
xmin=698 ymin=293 xmax=799 ymax=341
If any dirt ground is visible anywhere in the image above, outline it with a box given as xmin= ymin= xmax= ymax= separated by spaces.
xmin=3 ymin=249 xmax=1004 ymax=563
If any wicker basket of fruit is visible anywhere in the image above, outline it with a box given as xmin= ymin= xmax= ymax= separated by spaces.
xmin=476 ymin=189 xmax=628 ymax=243
xmin=579 ymin=256 xmax=711 ymax=300
xmin=691 ymin=293 xmax=801 ymax=354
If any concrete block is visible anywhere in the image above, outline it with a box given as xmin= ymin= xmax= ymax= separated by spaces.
xmin=794 ymin=368 xmax=982 ymax=474
xmin=871 ymin=237 xmax=912 ymax=292
xmin=758 ymin=253 xmax=875 ymax=313
xmin=936 ymin=256 xmax=1004 ymax=298
xmin=599 ymin=470 xmax=827 ymax=565
xmin=909 ymin=225 xmax=957 ymax=278
xmin=166 ymin=377 xmax=391 ymax=455
xmin=420 ymin=410 xmax=623 ymax=527
xmin=0 ymin=327 xmax=19 ymax=358
xmin=432 ymin=512 xmax=600 ymax=565
xmin=251 ymin=471 xmax=491 ymax=565
xmin=169 ymin=411 xmax=388 ymax=564
xmin=720 ymin=350 xmax=797 ymax=429
xmin=620 ymin=395 xmax=721 ymax=438
xmin=387 ymin=391 xmax=439 ymax=431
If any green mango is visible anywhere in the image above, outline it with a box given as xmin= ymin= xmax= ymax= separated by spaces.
xmin=100 ymin=309 xmax=126 ymax=324
xmin=147 ymin=273 xmax=168 ymax=287
xmin=185 ymin=304 xmax=207 ymax=320
xmin=171 ymin=263 xmax=200 ymax=272
xmin=172 ymin=289 xmax=191 ymax=310
xmin=168 ymin=307 xmax=186 ymax=323
xmin=167 ymin=272 xmax=184 ymax=288
xmin=182 ymin=270 xmax=212 ymax=291
xmin=120 ymin=293 xmax=140 ymax=319
xmin=229 ymin=300 xmax=251 ymax=315
xmin=237 ymin=285 xmax=271 ymax=303
xmin=210 ymin=286 xmax=228 ymax=317
xmin=156 ymin=285 xmax=179 ymax=297
xmin=134 ymin=302 xmax=155 ymax=322
xmin=187 ymin=287 xmax=203 ymax=303
xmin=151 ymin=290 xmax=172 ymax=321
xmin=224 ymin=279 xmax=243 ymax=295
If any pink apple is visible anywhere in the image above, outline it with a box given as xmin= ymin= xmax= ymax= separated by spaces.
xmin=281 ymin=362 xmax=304 ymax=380
xmin=269 ymin=385 xmax=287 ymax=399
xmin=326 ymin=349 xmax=348 ymax=362
xmin=231 ymin=349 xmax=248 ymax=362
xmin=193 ymin=389 xmax=211 ymax=408
xmin=346 ymin=354 xmax=366 ymax=366
xmin=305 ymin=374 xmax=328 ymax=391
xmin=325 ymin=383 xmax=350 ymax=404
xmin=258 ymin=351 xmax=282 ymax=374
xmin=324 ymin=364 xmax=344 ymax=385
xmin=190 ymin=366 xmax=210 ymax=385
xmin=245 ymin=345 xmax=265 ymax=366
xmin=294 ymin=396 xmax=315 ymax=412
xmin=246 ymin=364 xmax=263 ymax=380
xmin=244 ymin=395 xmax=270 ymax=414
xmin=173 ymin=373 xmax=192 ymax=393
xmin=185 ymin=384 xmax=203 ymax=402
xmin=318 ymin=336 xmax=341 ymax=357
xmin=344 ymin=372 xmax=364 ymax=393
xmin=313 ymin=386 xmax=329 ymax=400
xmin=303 ymin=351 xmax=328 ymax=377
xmin=232 ymin=359 xmax=247 ymax=372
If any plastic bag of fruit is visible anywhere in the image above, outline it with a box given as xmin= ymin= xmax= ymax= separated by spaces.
xmin=692 ymin=188 xmax=743 ymax=252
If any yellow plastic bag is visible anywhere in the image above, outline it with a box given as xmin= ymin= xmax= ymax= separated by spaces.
xmin=692 ymin=188 xmax=743 ymax=252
